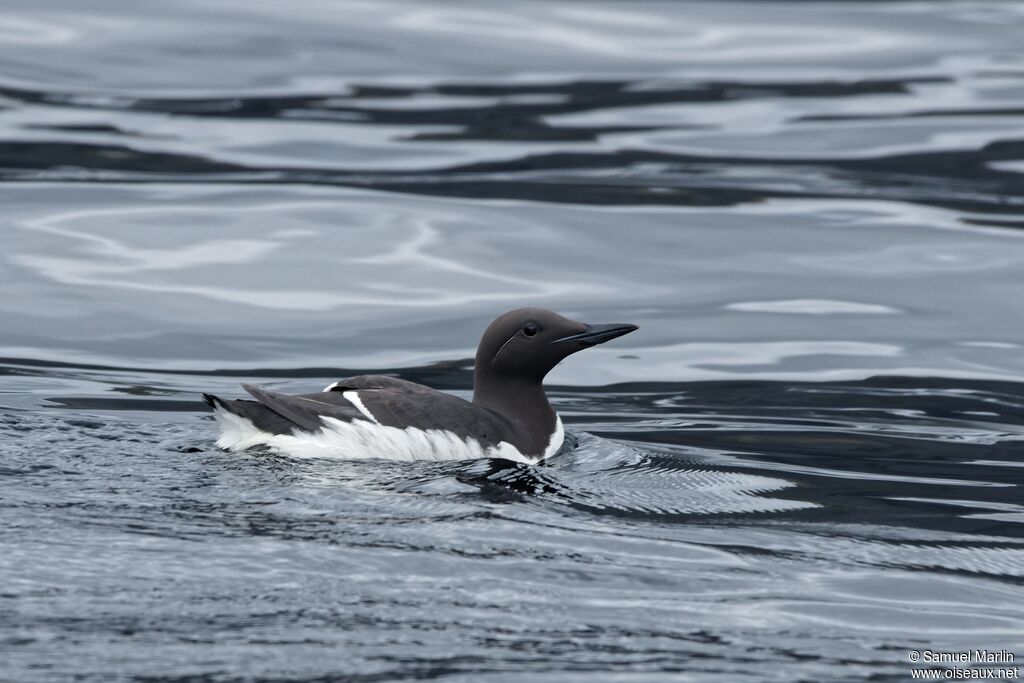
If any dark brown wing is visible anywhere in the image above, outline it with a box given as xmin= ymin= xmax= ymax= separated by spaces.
xmin=355 ymin=386 xmax=510 ymax=447
xmin=239 ymin=384 xmax=368 ymax=432
xmin=324 ymin=375 xmax=436 ymax=394
xmin=210 ymin=377 xmax=511 ymax=448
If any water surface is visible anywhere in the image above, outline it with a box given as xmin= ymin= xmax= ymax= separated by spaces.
xmin=2 ymin=1 xmax=1024 ymax=681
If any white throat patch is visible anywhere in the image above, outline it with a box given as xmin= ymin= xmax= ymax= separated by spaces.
xmin=542 ymin=415 xmax=565 ymax=460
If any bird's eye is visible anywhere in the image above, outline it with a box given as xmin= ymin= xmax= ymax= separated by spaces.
xmin=523 ymin=323 xmax=539 ymax=337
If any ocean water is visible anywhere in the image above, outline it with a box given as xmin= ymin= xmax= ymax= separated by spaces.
xmin=2 ymin=1 xmax=1023 ymax=681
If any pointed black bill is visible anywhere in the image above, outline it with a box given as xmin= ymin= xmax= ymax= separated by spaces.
xmin=554 ymin=323 xmax=638 ymax=347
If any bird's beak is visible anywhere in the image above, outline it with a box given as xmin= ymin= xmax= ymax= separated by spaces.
xmin=553 ymin=323 xmax=638 ymax=347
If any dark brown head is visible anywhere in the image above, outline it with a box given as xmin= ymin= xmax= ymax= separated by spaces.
xmin=474 ymin=308 xmax=637 ymax=385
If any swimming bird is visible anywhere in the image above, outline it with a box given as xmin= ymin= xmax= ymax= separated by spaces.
xmin=203 ymin=308 xmax=637 ymax=462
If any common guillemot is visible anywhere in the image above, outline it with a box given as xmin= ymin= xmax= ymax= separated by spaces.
xmin=203 ymin=308 xmax=637 ymax=462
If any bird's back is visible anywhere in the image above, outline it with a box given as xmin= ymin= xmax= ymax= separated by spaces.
xmin=204 ymin=375 xmax=538 ymax=461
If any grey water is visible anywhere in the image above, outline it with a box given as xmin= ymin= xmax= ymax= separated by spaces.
xmin=2 ymin=1 xmax=1024 ymax=681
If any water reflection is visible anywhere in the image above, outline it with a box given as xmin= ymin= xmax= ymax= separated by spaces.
xmin=2 ymin=0 xmax=1024 ymax=680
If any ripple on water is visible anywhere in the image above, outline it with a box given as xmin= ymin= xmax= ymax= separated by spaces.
xmin=3 ymin=0 xmax=1024 ymax=679
xmin=2 ymin=371 xmax=1024 ymax=681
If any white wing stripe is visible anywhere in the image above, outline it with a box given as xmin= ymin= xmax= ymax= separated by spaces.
xmin=343 ymin=390 xmax=380 ymax=424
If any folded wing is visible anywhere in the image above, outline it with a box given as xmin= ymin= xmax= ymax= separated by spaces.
xmin=208 ymin=375 xmax=509 ymax=448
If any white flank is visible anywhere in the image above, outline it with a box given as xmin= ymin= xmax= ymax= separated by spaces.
xmin=342 ymin=390 xmax=379 ymax=424
xmin=211 ymin=405 xmax=273 ymax=452
xmin=322 ymin=381 xmax=340 ymax=392
xmin=210 ymin=404 xmax=544 ymax=463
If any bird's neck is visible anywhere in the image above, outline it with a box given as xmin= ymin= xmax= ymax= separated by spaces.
xmin=472 ymin=372 xmax=555 ymax=439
